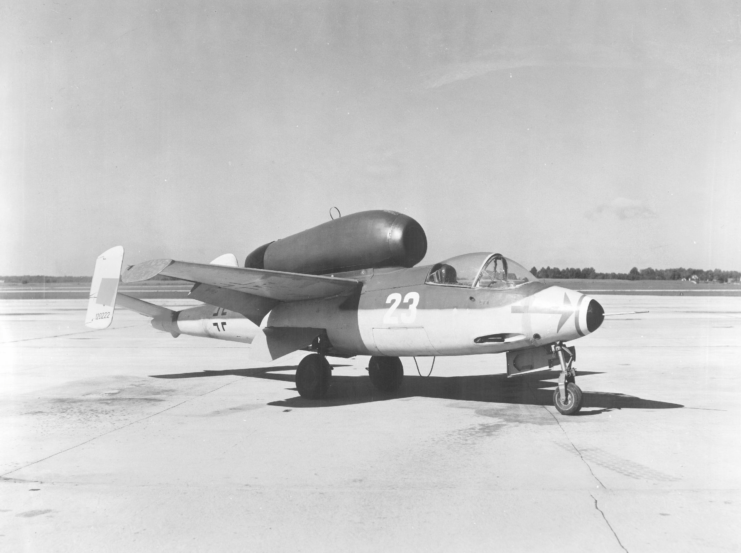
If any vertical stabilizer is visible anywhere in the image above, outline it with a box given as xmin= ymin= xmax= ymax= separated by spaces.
xmin=85 ymin=246 xmax=124 ymax=329
xmin=210 ymin=253 xmax=239 ymax=267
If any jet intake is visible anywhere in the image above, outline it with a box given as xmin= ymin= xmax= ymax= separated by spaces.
xmin=586 ymin=299 xmax=605 ymax=333
xmin=244 ymin=210 xmax=427 ymax=275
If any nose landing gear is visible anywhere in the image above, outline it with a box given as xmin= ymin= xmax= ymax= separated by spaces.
xmin=552 ymin=342 xmax=582 ymax=415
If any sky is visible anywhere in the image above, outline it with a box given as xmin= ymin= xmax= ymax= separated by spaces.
xmin=2 ymin=0 xmax=740 ymax=275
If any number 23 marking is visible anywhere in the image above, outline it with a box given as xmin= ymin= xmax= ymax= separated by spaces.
xmin=383 ymin=292 xmax=420 ymax=324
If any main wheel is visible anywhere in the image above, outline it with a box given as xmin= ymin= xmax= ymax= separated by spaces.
xmin=368 ymin=356 xmax=404 ymax=392
xmin=553 ymin=382 xmax=583 ymax=415
xmin=296 ymin=354 xmax=331 ymax=399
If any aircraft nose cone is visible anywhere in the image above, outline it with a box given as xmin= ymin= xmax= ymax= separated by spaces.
xmin=586 ymin=299 xmax=605 ymax=333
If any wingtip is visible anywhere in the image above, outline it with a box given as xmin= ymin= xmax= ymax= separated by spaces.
xmin=121 ymin=259 xmax=174 ymax=283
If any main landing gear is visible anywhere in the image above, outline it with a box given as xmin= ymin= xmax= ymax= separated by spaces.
xmin=368 ymin=356 xmax=404 ymax=393
xmin=295 ymin=354 xmax=405 ymax=399
xmin=552 ymin=342 xmax=583 ymax=415
xmin=296 ymin=354 xmax=332 ymax=399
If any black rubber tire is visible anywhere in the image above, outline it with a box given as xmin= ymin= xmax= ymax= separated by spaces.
xmin=553 ymin=382 xmax=583 ymax=415
xmin=368 ymin=356 xmax=404 ymax=392
xmin=295 ymin=354 xmax=331 ymax=399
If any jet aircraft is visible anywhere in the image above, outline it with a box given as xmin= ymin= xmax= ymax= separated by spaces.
xmin=86 ymin=210 xmax=605 ymax=415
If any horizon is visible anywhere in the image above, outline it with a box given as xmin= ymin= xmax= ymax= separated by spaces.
xmin=3 ymin=263 xmax=739 ymax=280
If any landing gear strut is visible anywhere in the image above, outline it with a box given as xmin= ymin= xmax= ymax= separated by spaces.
xmin=296 ymin=354 xmax=332 ymax=399
xmin=552 ymin=342 xmax=582 ymax=415
xmin=368 ymin=356 xmax=404 ymax=392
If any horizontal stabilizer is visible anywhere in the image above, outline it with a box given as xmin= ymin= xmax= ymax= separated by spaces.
xmin=115 ymin=293 xmax=175 ymax=319
xmin=250 ymin=327 xmax=324 ymax=362
xmin=122 ymin=259 xmax=360 ymax=302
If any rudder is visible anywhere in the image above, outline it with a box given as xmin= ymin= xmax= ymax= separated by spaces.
xmin=85 ymin=246 xmax=124 ymax=329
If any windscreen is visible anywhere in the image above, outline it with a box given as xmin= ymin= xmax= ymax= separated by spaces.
xmin=425 ymin=253 xmax=489 ymax=287
xmin=475 ymin=255 xmax=537 ymax=289
xmin=426 ymin=253 xmax=537 ymax=289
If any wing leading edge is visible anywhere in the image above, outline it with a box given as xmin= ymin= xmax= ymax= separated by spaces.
xmin=121 ymin=259 xmax=361 ymax=302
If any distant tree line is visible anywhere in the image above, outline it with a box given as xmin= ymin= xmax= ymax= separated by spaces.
xmin=1 ymin=275 xmax=181 ymax=284
xmin=529 ymin=266 xmax=741 ymax=283
xmin=1 ymin=275 xmax=92 ymax=284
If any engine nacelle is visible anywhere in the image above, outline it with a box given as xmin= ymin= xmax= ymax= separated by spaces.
xmin=244 ymin=210 xmax=427 ymax=275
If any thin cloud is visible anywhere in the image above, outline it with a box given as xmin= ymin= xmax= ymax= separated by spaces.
xmin=423 ymin=45 xmax=633 ymax=89
xmin=587 ymin=197 xmax=657 ymax=220
xmin=365 ymin=151 xmax=403 ymax=179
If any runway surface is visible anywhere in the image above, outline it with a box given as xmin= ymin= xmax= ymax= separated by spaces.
xmin=1 ymin=296 xmax=740 ymax=552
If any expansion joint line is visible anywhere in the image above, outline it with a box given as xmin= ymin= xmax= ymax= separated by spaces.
xmin=591 ymin=494 xmax=629 ymax=553
xmin=0 ymin=377 xmax=243 ymax=479
xmin=521 ymin=377 xmax=607 ymax=490
xmin=542 ymin=404 xmax=608 ymax=490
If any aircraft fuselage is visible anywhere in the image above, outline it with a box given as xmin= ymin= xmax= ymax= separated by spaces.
xmin=265 ymin=265 xmax=602 ymax=357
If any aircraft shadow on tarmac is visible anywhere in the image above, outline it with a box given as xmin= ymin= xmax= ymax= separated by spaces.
xmin=152 ymin=366 xmax=684 ymax=415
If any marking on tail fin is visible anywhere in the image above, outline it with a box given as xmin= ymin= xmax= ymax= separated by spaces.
xmin=96 ymin=278 xmax=119 ymax=307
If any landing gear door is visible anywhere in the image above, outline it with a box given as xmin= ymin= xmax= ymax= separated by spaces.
xmin=506 ymin=346 xmax=558 ymax=377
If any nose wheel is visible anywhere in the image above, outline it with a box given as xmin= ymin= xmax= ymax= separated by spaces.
xmin=552 ymin=342 xmax=582 ymax=415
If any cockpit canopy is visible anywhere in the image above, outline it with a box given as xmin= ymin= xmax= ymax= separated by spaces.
xmin=425 ymin=253 xmax=537 ymax=290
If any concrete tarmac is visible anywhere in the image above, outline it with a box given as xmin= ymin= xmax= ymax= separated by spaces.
xmin=1 ymin=296 xmax=740 ymax=552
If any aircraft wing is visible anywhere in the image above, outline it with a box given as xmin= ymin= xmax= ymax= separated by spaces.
xmin=121 ymin=259 xmax=360 ymax=302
